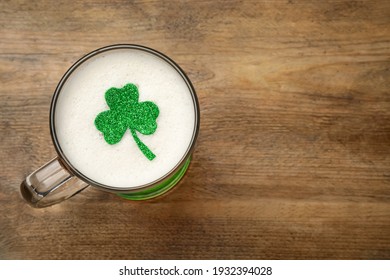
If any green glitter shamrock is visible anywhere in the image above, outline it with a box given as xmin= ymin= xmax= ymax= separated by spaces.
xmin=94 ymin=83 xmax=159 ymax=160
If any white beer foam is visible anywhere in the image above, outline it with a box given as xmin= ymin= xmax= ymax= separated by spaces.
xmin=54 ymin=48 xmax=196 ymax=188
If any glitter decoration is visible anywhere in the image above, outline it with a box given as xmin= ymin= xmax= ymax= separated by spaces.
xmin=95 ymin=83 xmax=159 ymax=160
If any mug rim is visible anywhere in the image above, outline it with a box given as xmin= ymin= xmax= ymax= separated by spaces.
xmin=49 ymin=44 xmax=200 ymax=193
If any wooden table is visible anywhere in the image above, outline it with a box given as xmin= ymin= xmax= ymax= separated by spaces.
xmin=1 ymin=0 xmax=389 ymax=259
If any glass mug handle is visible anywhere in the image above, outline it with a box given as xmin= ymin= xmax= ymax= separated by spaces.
xmin=21 ymin=158 xmax=89 ymax=208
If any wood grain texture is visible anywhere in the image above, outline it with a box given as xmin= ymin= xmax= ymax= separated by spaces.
xmin=1 ymin=0 xmax=389 ymax=259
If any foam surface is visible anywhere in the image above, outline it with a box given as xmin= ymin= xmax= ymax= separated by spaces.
xmin=54 ymin=48 xmax=196 ymax=188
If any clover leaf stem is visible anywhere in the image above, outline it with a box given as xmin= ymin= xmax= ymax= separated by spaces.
xmin=130 ymin=129 xmax=156 ymax=161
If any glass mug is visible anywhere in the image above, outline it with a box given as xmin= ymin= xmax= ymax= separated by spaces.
xmin=21 ymin=44 xmax=200 ymax=208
